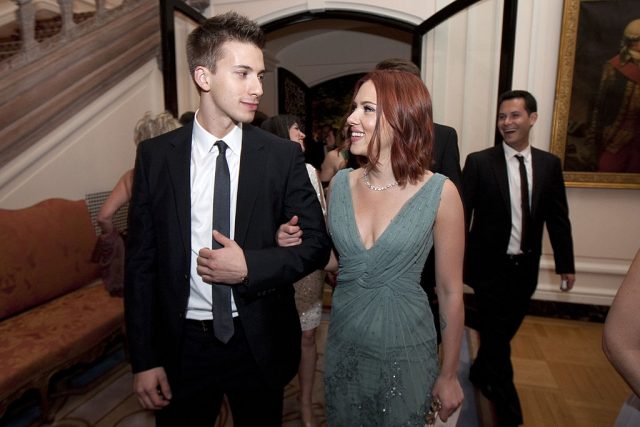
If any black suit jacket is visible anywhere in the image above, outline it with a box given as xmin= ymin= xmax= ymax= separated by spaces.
xmin=124 ymin=123 xmax=331 ymax=388
xmin=431 ymin=123 xmax=462 ymax=190
xmin=462 ymin=144 xmax=574 ymax=285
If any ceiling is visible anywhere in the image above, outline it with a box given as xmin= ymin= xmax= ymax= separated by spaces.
xmin=264 ymin=18 xmax=413 ymax=87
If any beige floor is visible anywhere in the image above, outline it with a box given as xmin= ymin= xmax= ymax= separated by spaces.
xmin=38 ymin=314 xmax=629 ymax=426
xmin=470 ymin=315 xmax=630 ymax=427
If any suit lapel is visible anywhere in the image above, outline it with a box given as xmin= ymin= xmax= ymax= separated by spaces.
xmin=489 ymin=145 xmax=511 ymax=215
xmin=166 ymin=125 xmax=193 ymax=255
xmin=235 ymin=125 xmax=266 ymax=245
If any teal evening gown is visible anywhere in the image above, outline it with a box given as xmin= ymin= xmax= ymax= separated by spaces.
xmin=324 ymin=169 xmax=446 ymax=426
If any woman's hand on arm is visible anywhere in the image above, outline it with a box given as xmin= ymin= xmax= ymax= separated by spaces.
xmin=276 ymin=215 xmax=303 ymax=247
xmin=276 ymin=217 xmax=338 ymax=272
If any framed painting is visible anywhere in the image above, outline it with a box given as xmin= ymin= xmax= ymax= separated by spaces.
xmin=550 ymin=0 xmax=640 ymax=189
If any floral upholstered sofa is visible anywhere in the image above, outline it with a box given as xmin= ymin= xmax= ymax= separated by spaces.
xmin=0 ymin=198 xmax=124 ymax=420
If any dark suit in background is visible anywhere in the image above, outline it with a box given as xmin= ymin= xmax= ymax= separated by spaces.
xmin=304 ymin=136 xmax=326 ymax=171
xmin=463 ymin=144 xmax=574 ymax=426
xmin=431 ymin=123 xmax=463 ymax=189
xmin=463 ymin=90 xmax=575 ymax=427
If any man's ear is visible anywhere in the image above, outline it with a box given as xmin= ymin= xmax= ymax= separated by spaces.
xmin=529 ymin=111 xmax=538 ymax=126
xmin=194 ymin=66 xmax=210 ymax=92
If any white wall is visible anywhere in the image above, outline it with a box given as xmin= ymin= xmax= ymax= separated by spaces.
xmin=510 ymin=0 xmax=639 ymax=303
xmin=211 ymin=0 xmax=449 ymax=25
xmin=0 ymin=60 xmax=165 ymax=208
xmin=424 ymin=0 xmax=503 ymax=154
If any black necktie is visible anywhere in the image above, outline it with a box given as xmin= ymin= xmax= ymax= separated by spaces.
xmin=212 ymin=140 xmax=233 ymax=343
xmin=516 ymin=154 xmax=530 ymax=252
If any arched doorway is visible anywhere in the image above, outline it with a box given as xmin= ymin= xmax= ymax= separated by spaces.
xmin=260 ymin=12 xmax=415 ymax=166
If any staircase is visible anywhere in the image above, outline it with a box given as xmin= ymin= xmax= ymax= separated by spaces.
xmin=0 ymin=12 xmax=95 ymax=61
xmin=0 ymin=0 xmax=162 ymax=170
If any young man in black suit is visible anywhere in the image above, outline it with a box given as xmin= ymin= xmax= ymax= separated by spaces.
xmin=124 ymin=11 xmax=331 ymax=427
xmin=463 ymin=90 xmax=575 ymax=426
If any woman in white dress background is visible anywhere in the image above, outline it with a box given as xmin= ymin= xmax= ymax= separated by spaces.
xmin=261 ymin=115 xmax=327 ymax=427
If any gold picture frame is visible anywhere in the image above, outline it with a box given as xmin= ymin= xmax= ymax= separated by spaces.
xmin=550 ymin=0 xmax=640 ymax=189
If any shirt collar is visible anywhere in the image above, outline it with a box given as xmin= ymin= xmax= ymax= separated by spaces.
xmin=192 ymin=110 xmax=243 ymax=156
xmin=503 ymin=141 xmax=531 ymax=161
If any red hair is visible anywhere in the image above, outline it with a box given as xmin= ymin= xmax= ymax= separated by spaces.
xmin=352 ymin=70 xmax=433 ymax=185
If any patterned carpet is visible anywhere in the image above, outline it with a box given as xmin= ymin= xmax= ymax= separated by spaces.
xmin=2 ymin=314 xmax=477 ymax=427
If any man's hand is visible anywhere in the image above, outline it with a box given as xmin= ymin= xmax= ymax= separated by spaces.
xmin=277 ymin=215 xmax=302 ymax=247
xmin=561 ymin=273 xmax=576 ymax=291
xmin=196 ymin=230 xmax=248 ymax=284
xmin=133 ymin=367 xmax=172 ymax=410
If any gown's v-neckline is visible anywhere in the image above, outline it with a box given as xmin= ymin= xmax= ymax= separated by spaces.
xmin=345 ymin=170 xmax=436 ymax=252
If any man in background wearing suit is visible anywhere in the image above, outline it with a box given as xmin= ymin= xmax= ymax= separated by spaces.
xmin=463 ymin=90 xmax=575 ymax=426
xmin=375 ymin=58 xmax=462 ymax=342
xmin=124 ymin=12 xmax=330 ymax=427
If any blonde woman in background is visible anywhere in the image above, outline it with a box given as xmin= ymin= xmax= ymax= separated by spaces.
xmin=93 ymin=111 xmax=180 ymax=296
xmin=97 ymin=111 xmax=181 ymax=234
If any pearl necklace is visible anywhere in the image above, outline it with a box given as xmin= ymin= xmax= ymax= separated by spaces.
xmin=362 ymin=170 xmax=398 ymax=191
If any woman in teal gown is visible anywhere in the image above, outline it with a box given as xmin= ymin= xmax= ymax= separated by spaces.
xmin=322 ymin=70 xmax=465 ymax=426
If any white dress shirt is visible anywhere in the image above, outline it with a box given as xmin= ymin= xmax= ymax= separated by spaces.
xmin=187 ymin=111 xmax=242 ymax=320
xmin=503 ymin=142 xmax=532 ymax=255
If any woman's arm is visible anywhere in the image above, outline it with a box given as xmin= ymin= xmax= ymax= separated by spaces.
xmin=319 ymin=149 xmax=345 ymax=184
xmin=431 ymin=179 xmax=465 ymax=421
xmin=97 ymin=170 xmax=134 ymax=234
xmin=603 ymin=249 xmax=640 ymax=397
